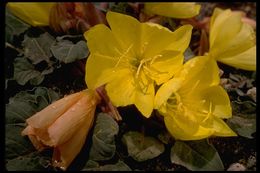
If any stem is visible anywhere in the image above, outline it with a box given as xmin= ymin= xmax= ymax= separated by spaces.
xmin=96 ymin=85 xmax=122 ymax=121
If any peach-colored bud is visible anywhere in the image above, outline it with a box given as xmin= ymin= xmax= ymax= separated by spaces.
xmin=22 ymin=89 xmax=101 ymax=170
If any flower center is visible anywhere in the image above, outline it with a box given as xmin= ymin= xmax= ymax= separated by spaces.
xmin=166 ymin=92 xmax=183 ymax=112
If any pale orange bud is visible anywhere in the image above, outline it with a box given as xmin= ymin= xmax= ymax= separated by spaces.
xmin=22 ymin=89 xmax=101 ymax=170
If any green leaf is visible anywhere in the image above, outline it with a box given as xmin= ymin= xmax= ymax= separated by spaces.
xmin=171 ymin=140 xmax=224 ymax=171
xmin=51 ymin=38 xmax=89 ymax=64
xmin=89 ymin=113 xmax=119 ymax=161
xmin=227 ymin=115 xmax=256 ymax=139
xmin=6 ymin=152 xmax=51 ymax=171
xmin=5 ymin=10 xmax=30 ymax=43
xmin=22 ymin=32 xmax=55 ymax=64
xmin=13 ymin=58 xmax=44 ymax=85
xmin=5 ymin=87 xmax=61 ymax=170
xmin=5 ymin=124 xmax=35 ymax=159
xmin=83 ymin=160 xmax=131 ymax=171
xmin=122 ymin=131 xmax=165 ymax=162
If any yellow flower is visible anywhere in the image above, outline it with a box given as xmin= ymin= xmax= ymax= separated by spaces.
xmin=209 ymin=8 xmax=256 ymax=71
xmin=7 ymin=2 xmax=55 ymax=26
xmin=144 ymin=2 xmax=201 ymax=18
xmin=22 ymin=89 xmax=100 ymax=170
xmin=154 ymin=56 xmax=236 ymax=140
xmin=84 ymin=11 xmax=193 ymax=118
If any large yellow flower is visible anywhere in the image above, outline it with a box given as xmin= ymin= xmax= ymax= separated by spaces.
xmin=154 ymin=56 xmax=236 ymax=140
xmin=7 ymin=2 xmax=54 ymax=26
xmin=84 ymin=11 xmax=192 ymax=118
xmin=144 ymin=2 xmax=201 ymax=18
xmin=209 ymin=8 xmax=256 ymax=71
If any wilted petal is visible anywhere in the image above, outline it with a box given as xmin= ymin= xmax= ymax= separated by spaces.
xmin=21 ymin=89 xmax=100 ymax=170
xmin=47 ymin=90 xmax=99 ymax=146
xmin=26 ymin=92 xmax=83 ymax=129
xmin=52 ymin=104 xmax=96 ymax=170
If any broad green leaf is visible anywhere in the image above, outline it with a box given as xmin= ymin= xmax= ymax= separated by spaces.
xmin=227 ymin=115 xmax=256 ymax=139
xmin=5 ymin=87 xmax=61 ymax=170
xmin=89 ymin=113 xmax=119 ymax=161
xmin=82 ymin=160 xmax=131 ymax=171
xmin=171 ymin=140 xmax=224 ymax=171
xmin=122 ymin=131 xmax=165 ymax=162
xmin=157 ymin=130 xmax=173 ymax=144
xmin=6 ymin=152 xmax=51 ymax=171
xmin=5 ymin=124 xmax=35 ymax=159
xmin=13 ymin=57 xmax=53 ymax=85
xmin=228 ymin=99 xmax=256 ymax=138
xmin=5 ymin=9 xmax=30 ymax=43
xmin=51 ymin=39 xmax=89 ymax=64
xmin=22 ymin=32 xmax=55 ymax=64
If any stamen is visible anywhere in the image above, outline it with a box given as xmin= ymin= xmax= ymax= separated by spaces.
xmin=150 ymin=54 xmax=162 ymax=65
xmin=202 ymin=101 xmax=212 ymax=123
xmin=114 ymin=44 xmax=133 ymax=68
xmin=136 ymin=60 xmax=144 ymax=78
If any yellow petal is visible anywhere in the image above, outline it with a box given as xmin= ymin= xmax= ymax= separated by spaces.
xmin=84 ymin=24 xmax=125 ymax=89
xmin=106 ymin=11 xmax=193 ymax=58
xmin=211 ymin=22 xmax=255 ymax=60
xmin=106 ymin=11 xmax=141 ymax=53
xmin=154 ymin=78 xmax=182 ymax=113
xmin=200 ymin=86 xmax=232 ymax=119
xmin=140 ymin=23 xmax=193 ymax=58
xmin=164 ymin=113 xmax=214 ymax=140
xmin=209 ymin=8 xmax=256 ymax=71
xmin=144 ymin=3 xmax=201 ymax=18
xmin=177 ymin=56 xmax=220 ymax=94
xmin=85 ymin=54 xmax=116 ymax=90
xmin=212 ymin=118 xmax=237 ymax=137
xmin=84 ymin=24 xmax=124 ymax=57
xmin=210 ymin=9 xmax=242 ymax=49
xmin=7 ymin=2 xmax=54 ymax=26
xmin=105 ymin=68 xmax=136 ymax=107
xmin=147 ymin=50 xmax=183 ymax=85
xmin=217 ymin=45 xmax=256 ymax=71
xmin=134 ymin=81 xmax=155 ymax=118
